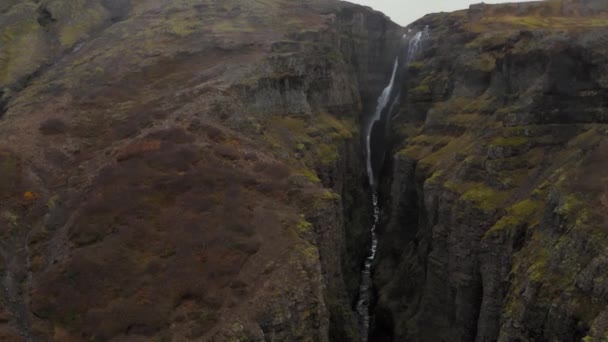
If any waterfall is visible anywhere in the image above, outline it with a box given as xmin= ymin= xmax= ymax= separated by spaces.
xmin=356 ymin=193 xmax=380 ymax=341
xmin=364 ymin=59 xmax=399 ymax=187
xmin=357 ymin=27 xmax=429 ymax=342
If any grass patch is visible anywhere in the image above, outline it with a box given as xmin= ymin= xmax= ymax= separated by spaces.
xmin=491 ymin=136 xmax=529 ymax=147
xmin=467 ymin=53 xmax=496 ymax=72
xmin=296 ymin=218 xmax=313 ymax=235
xmin=485 ymin=199 xmax=544 ymax=237
xmin=460 ymin=183 xmax=509 ymax=211
xmin=299 ymin=169 xmax=321 ymax=183
xmin=443 ymin=181 xmax=510 ymax=212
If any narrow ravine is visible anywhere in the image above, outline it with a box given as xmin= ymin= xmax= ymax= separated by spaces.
xmin=355 ymin=192 xmax=380 ymax=341
xmin=357 ymin=27 xmax=429 ymax=342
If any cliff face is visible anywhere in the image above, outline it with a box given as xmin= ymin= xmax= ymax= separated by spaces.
xmin=0 ymin=0 xmax=403 ymax=340
xmin=4 ymin=0 xmax=608 ymax=341
xmin=373 ymin=1 xmax=608 ymax=341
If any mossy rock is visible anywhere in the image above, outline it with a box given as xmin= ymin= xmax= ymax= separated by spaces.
xmin=460 ymin=186 xmax=506 ymax=211
xmin=485 ymin=199 xmax=544 ymax=237
xmin=0 ymin=2 xmax=48 ymax=87
xmin=465 ymin=53 xmax=496 ymax=72
xmin=454 ymin=182 xmax=510 ymax=212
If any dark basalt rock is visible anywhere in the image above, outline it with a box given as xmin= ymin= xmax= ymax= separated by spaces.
xmin=372 ymin=2 xmax=608 ymax=342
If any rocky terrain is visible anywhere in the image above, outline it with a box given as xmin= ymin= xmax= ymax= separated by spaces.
xmin=1 ymin=0 xmax=608 ymax=341
xmin=372 ymin=0 xmax=608 ymax=341
xmin=0 ymin=0 xmax=403 ymax=340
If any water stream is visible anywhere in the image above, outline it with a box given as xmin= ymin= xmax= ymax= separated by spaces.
xmin=357 ymin=27 xmax=429 ymax=342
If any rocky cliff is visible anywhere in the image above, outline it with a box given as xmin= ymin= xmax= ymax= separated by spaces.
xmin=3 ymin=0 xmax=608 ymax=341
xmin=372 ymin=0 xmax=608 ymax=341
xmin=0 ymin=0 xmax=404 ymax=340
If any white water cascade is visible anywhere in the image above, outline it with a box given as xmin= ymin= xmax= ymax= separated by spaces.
xmin=357 ymin=27 xmax=429 ymax=342
xmin=364 ymin=59 xmax=399 ymax=187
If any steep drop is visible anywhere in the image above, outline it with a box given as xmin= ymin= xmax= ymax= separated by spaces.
xmin=357 ymin=28 xmax=429 ymax=342
xmin=373 ymin=2 xmax=608 ymax=341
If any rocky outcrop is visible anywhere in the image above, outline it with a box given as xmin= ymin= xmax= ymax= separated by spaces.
xmin=0 ymin=0 xmax=404 ymax=340
xmin=373 ymin=1 xmax=608 ymax=341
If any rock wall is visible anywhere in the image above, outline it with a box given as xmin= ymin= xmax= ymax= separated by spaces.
xmin=372 ymin=2 xmax=608 ymax=341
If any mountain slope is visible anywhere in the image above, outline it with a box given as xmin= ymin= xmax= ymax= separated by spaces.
xmin=372 ymin=1 xmax=608 ymax=341
xmin=0 ymin=0 xmax=403 ymax=340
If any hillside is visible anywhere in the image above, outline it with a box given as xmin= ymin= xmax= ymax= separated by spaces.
xmin=1 ymin=0 xmax=608 ymax=341
xmin=373 ymin=0 xmax=608 ymax=341
xmin=0 ymin=0 xmax=403 ymax=340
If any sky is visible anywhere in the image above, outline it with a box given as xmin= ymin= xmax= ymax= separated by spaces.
xmin=346 ymin=0 xmax=535 ymax=26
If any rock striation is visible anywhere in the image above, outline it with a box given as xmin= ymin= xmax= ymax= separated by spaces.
xmin=372 ymin=1 xmax=608 ymax=341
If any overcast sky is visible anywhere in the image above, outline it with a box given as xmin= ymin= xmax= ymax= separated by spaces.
xmin=346 ymin=0 xmax=535 ymax=26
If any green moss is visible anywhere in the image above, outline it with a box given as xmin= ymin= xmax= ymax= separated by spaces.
xmin=265 ymin=113 xmax=352 ymax=170
xmin=499 ymin=15 xmax=608 ymax=29
xmin=321 ymin=190 xmax=340 ymax=201
xmin=448 ymin=113 xmax=484 ymax=126
xmin=503 ymin=297 xmax=521 ymax=319
xmin=301 ymin=245 xmax=319 ymax=261
xmin=315 ymin=113 xmax=355 ymax=140
xmin=467 ymin=13 xmax=608 ymax=33
xmin=491 ymin=136 xmax=529 ymax=147
xmin=445 ymin=180 xmax=508 ymax=207
xmin=315 ymin=144 xmax=338 ymax=166
xmin=528 ymin=249 xmax=549 ymax=282
xmin=467 ymin=53 xmax=496 ymax=72
xmin=410 ymin=83 xmax=430 ymax=97
xmin=466 ymin=31 xmax=513 ymax=49
xmin=433 ymin=95 xmax=495 ymax=116
xmin=397 ymin=145 xmax=424 ymax=159
xmin=0 ymin=6 xmax=46 ymax=86
xmin=299 ymin=169 xmax=321 ymax=183
xmin=409 ymin=134 xmax=447 ymax=147
xmin=408 ymin=134 xmax=474 ymax=173
xmin=555 ymin=193 xmax=592 ymax=228
xmin=296 ymin=219 xmax=313 ymax=235
xmin=512 ymin=199 xmax=544 ymax=217
xmin=556 ymin=194 xmax=583 ymax=216
xmin=485 ymin=199 xmax=544 ymax=237
xmin=54 ymin=4 xmax=108 ymax=47
xmin=213 ymin=19 xmax=255 ymax=33
xmin=426 ymin=170 xmax=445 ymax=185
xmin=460 ymin=183 xmax=509 ymax=211
xmin=169 ymin=20 xmax=198 ymax=37
xmin=408 ymin=61 xmax=424 ymax=71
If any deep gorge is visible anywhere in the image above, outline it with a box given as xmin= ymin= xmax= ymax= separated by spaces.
xmin=1 ymin=0 xmax=608 ymax=341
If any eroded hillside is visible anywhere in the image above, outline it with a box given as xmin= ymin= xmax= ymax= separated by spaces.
xmin=0 ymin=0 xmax=404 ymax=340
xmin=3 ymin=0 xmax=608 ymax=341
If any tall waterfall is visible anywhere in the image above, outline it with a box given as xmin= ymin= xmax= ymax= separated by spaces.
xmin=364 ymin=59 xmax=399 ymax=187
xmin=357 ymin=27 xmax=429 ymax=342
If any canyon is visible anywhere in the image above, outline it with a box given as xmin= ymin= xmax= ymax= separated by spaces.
xmin=1 ymin=0 xmax=608 ymax=341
